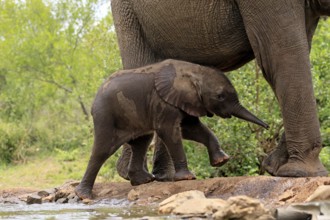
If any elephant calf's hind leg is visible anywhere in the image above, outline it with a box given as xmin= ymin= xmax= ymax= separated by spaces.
xmin=76 ymin=129 xmax=124 ymax=199
xmin=128 ymin=134 xmax=155 ymax=186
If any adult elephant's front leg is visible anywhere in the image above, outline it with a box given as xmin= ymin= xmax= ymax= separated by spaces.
xmin=238 ymin=0 xmax=327 ymax=177
xmin=261 ymin=132 xmax=289 ymax=176
xmin=112 ymin=0 xmax=170 ymax=180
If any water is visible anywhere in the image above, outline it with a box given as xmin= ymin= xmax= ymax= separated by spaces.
xmin=0 ymin=199 xmax=163 ymax=220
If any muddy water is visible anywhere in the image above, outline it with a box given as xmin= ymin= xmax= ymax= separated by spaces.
xmin=0 ymin=199 xmax=162 ymax=220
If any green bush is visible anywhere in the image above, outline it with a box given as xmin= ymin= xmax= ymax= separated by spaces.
xmin=0 ymin=123 xmax=35 ymax=164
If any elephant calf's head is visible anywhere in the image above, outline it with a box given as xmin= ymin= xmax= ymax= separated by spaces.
xmin=154 ymin=60 xmax=269 ymax=129
xmin=199 ymin=67 xmax=269 ymax=129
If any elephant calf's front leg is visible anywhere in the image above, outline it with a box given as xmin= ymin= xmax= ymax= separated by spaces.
xmin=157 ymin=126 xmax=196 ymax=181
xmin=181 ymin=116 xmax=230 ymax=167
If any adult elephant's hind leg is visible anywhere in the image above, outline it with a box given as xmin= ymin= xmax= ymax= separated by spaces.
xmin=128 ymin=134 xmax=155 ymax=186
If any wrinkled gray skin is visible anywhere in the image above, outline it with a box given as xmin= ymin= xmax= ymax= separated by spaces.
xmin=111 ymin=0 xmax=329 ymax=179
xmin=75 ymin=59 xmax=269 ymax=199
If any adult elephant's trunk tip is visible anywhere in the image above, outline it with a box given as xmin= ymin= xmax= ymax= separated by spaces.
xmin=232 ymin=104 xmax=269 ymax=129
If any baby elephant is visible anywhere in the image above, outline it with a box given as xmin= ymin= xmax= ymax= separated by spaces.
xmin=75 ymin=59 xmax=269 ymax=199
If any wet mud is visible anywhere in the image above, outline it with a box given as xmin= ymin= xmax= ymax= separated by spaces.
xmin=1 ymin=176 xmax=329 ymax=207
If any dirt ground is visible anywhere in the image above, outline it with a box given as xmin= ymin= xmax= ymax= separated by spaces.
xmin=1 ymin=176 xmax=330 ymax=208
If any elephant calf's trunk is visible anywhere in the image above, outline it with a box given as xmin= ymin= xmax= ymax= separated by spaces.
xmin=232 ymin=104 xmax=269 ymax=129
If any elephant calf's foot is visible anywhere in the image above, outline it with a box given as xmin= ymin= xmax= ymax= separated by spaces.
xmin=276 ymin=158 xmax=328 ymax=177
xmin=129 ymin=171 xmax=155 ymax=186
xmin=75 ymin=184 xmax=93 ymax=200
xmin=210 ymin=151 xmax=230 ymax=167
xmin=152 ymin=164 xmax=175 ymax=182
xmin=174 ymin=170 xmax=196 ymax=181
xmin=153 ymin=171 xmax=175 ymax=182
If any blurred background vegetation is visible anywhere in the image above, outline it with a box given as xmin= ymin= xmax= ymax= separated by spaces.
xmin=0 ymin=0 xmax=329 ymax=188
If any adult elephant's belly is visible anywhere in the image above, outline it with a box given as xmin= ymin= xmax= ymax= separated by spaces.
xmin=134 ymin=0 xmax=254 ymax=71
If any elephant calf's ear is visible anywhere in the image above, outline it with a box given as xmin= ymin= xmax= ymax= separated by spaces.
xmin=154 ymin=64 xmax=207 ymax=117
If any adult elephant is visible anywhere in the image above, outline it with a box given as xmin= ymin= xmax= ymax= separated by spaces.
xmin=111 ymin=0 xmax=329 ymax=178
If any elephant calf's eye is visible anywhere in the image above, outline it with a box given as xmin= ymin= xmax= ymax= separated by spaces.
xmin=217 ymin=93 xmax=226 ymax=102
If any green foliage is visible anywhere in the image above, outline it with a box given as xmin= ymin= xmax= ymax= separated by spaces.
xmin=311 ymin=18 xmax=330 ymax=172
xmin=0 ymin=0 xmax=121 ymax=164
xmin=312 ymin=19 xmax=330 ymax=147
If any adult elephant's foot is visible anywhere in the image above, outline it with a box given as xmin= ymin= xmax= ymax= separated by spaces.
xmin=116 ymin=144 xmax=132 ymax=180
xmin=129 ymin=171 xmax=155 ymax=186
xmin=75 ymin=183 xmax=93 ymax=200
xmin=276 ymin=155 xmax=328 ymax=177
xmin=272 ymin=135 xmax=328 ymax=177
xmin=261 ymin=133 xmax=289 ymax=176
xmin=152 ymin=137 xmax=175 ymax=181
xmin=210 ymin=150 xmax=230 ymax=167
xmin=174 ymin=170 xmax=196 ymax=181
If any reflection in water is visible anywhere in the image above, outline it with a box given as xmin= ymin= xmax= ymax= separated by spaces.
xmin=0 ymin=199 xmax=161 ymax=220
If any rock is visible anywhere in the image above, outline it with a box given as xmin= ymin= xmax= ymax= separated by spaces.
xmin=55 ymin=191 xmax=69 ymax=201
xmin=68 ymin=181 xmax=80 ymax=187
xmin=276 ymin=208 xmax=312 ymax=220
xmin=172 ymin=198 xmax=226 ymax=216
xmin=42 ymin=195 xmax=55 ymax=203
xmin=1 ymin=197 xmax=24 ymax=204
xmin=162 ymin=190 xmax=171 ymax=196
xmin=60 ymin=180 xmax=80 ymax=188
xmin=128 ymin=189 xmax=140 ymax=201
xmin=147 ymin=195 xmax=162 ymax=203
xmin=158 ymin=191 xmax=274 ymax=219
xmin=159 ymin=190 xmax=206 ymax=214
xmin=98 ymin=189 xmax=113 ymax=197
xmin=305 ymin=185 xmax=330 ymax=202
xmin=82 ymin=198 xmax=93 ymax=204
xmin=18 ymin=194 xmax=28 ymax=203
xmin=279 ymin=189 xmax=294 ymax=202
xmin=37 ymin=190 xmax=50 ymax=197
xmin=26 ymin=194 xmax=42 ymax=204
xmin=212 ymin=196 xmax=274 ymax=220
xmin=54 ymin=180 xmax=79 ymax=201
xmin=56 ymin=198 xmax=68 ymax=204
xmin=276 ymin=202 xmax=330 ymax=220
xmin=68 ymin=196 xmax=80 ymax=203
xmin=67 ymin=193 xmax=76 ymax=200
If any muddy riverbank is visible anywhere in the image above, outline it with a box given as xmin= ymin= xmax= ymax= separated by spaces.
xmin=1 ymin=176 xmax=329 ymax=207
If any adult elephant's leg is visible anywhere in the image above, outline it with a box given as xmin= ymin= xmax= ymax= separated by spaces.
xmin=112 ymin=0 xmax=170 ymax=179
xmin=261 ymin=132 xmax=289 ymax=176
xmin=111 ymin=0 xmax=160 ymax=69
xmin=237 ymin=0 xmax=327 ymax=177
